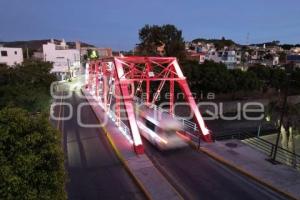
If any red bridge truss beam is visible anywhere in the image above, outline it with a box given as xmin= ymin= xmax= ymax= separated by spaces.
xmin=87 ymin=56 xmax=212 ymax=154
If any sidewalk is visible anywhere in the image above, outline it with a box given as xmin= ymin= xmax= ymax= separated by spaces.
xmin=82 ymin=89 xmax=182 ymax=200
xmin=199 ymin=139 xmax=300 ymax=200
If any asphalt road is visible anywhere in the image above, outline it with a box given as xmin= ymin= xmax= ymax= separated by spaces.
xmin=52 ymin=87 xmax=145 ymax=200
xmin=52 ymin=81 xmax=287 ymax=200
xmin=143 ymin=140 xmax=288 ymax=200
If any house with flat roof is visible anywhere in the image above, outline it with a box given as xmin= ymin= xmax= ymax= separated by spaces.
xmin=0 ymin=46 xmax=23 ymax=66
xmin=43 ymin=39 xmax=80 ymax=81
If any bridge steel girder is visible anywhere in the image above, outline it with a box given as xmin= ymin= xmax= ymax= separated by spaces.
xmin=87 ymin=56 xmax=212 ymax=155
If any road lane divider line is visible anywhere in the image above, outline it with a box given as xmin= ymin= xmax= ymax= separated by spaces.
xmin=56 ymin=91 xmax=64 ymax=130
xmin=187 ymin=140 xmax=297 ymax=200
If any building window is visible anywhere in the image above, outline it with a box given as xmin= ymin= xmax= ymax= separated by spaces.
xmin=1 ymin=51 xmax=8 ymax=57
xmin=14 ymin=51 xmax=17 ymax=55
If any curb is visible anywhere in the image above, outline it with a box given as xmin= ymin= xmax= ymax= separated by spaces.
xmin=104 ymin=125 xmax=185 ymax=200
xmin=102 ymin=127 xmax=153 ymax=200
xmin=82 ymin=89 xmax=152 ymax=200
xmin=188 ymin=141 xmax=297 ymax=200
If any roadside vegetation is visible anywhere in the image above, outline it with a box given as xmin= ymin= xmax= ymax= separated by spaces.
xmin=181 ymin=60 xmax=262 ymax=97
xmin=136 ymin=24 xmax=300 ymax=100
xmin=0 ymin=61 xmax=66 ymax=200
xmin=136 ymin=24 xmax=300 ymax=150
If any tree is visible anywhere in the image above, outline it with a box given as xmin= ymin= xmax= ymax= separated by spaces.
xmin=270 ymin=68 xmax=288 ymax=90
xmin=87 ymin=49 xmax=99 ymax=60
xmin=248 ymin=66 xmax=291 ymax=91
xmin=230 ymin=69 xmax=261 ymax=92
xmin=278 ymin=52 xmax=287 ymax=63
xmin=191 ymin=38 xmax=236 ymax=50
xmin=181 ymin=60 xmax=261 ymax=96
xmin=137 ymin=24 xmax=186 ymax=60
xmin=0 ymin=61 xmax=56 ymax=112
xmin=0 ymin=107 xmax=66 ymax=200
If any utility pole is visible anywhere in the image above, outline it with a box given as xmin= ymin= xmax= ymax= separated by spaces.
xmin=271 ymin=65 xmax=293 ymax=162
xmin=26 ymin=45 xmax=29 ymax=59
xmin=67 ymin=59 xmax=71 ymax=82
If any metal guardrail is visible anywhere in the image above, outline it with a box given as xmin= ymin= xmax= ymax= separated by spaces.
xmin=105 ymin=96 xmax=199 ymax=143
xmin=215 ymin=131 xmax=300 ymax=170
xmin=134 ymin=96 xmax=200 ymax=138
xmin=107 ymin=109 xmax=133 ymax=142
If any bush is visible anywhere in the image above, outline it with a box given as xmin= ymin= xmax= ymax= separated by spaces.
xmin=0 ymin=107 xmax=66 ymax=200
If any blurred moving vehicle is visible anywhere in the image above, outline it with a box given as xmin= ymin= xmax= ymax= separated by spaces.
xmin=136 ymin=104 xmax=188 ymax=150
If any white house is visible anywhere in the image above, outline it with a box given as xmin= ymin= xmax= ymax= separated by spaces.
xmin=43 ymin=39 xmax=80 ymax=81
xmin=206 ymin=49 xmax=222 ymax=63
xmin=206 ymin=49 xmax=239 ymax=69
xmin=0 ymin=46 xmax=23 ymax=66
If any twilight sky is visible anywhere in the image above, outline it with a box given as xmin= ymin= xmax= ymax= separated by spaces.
xmin=0 ymin=0 xmax=299 ymax=50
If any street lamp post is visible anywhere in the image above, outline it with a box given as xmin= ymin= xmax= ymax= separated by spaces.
xmin=67 ymin=59 xmax=71 ymax=82
xmin=271 ymin=67 xmax=293 ymax=162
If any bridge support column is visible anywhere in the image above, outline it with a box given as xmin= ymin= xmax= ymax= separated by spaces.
xmin=119 ymin=83 xmax=144 ymax=154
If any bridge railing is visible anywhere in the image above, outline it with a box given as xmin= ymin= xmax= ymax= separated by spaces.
xmin=107 ymin=105 xmax=133 ymax=143
xmin=133 ymin=96 xmax=200 ymax=139
xmin=215 ymin=131 xmax=300 ymax=171
xmin=106 ymin=95 xmax=203 ymax=144
xmin=106 ymin=95 xmax=200 ymax=144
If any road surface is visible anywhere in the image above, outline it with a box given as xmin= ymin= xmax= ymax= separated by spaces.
xmin=144 ymin=139 xmax=287 ymax=200
xmin=52 ymin=81 xmax=287 ymax=200
xmin=52 ymin=85 xmax=145 ymax=200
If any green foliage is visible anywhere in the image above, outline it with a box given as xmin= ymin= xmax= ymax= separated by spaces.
xmin=266 ymin=101 xmax=300 ymax=131
xmin=0 ymin=61 xmax=56 ymax=112
xmin=0 ymin=61 xmax=66 ymax=199
xmin=0 ymin=107 xmax=66 ymax=200
xmin=280 ymin=44 xmax=300 ymax=50
xmin=181 ymin=60 xmax=261 ymax=95
xmin=248 ymin=65 xmax=293 ymax=90
xmin=229 ymin=69 xmax=261 ymax=91
xmin=248 ymin=65 xmax=300 ymax=94
xmin=269 ymin=68 xmax=287 ymax=90
xmin=192 ymin=37 xmax=236 ymax=49
xmin=87 ymin=49 xmax=99 ymax=60
xmin=138 ymin=24 xmax=186 ymax=60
